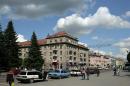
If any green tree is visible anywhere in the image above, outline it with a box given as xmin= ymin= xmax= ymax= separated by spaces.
xmin=0 ymin=24 xmax=8 ymax=68
xmin=4 ymin=21 xmax=22 ymax=68
xmin=127 ymin=52 xmax=130 ymax=63
xmin=24 ymin=32 xmax=44 ymax=70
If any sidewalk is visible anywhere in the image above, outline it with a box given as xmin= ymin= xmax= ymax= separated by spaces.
xmin=0 ymin=72 xmax=8 ymax=86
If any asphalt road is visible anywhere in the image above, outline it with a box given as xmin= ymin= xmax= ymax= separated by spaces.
xmin=0 ymin=71 xmax=130 ymax=86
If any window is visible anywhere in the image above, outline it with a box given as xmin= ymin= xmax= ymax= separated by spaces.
xmin=60 ymin=51 xmax=62 ymax=55
xmin=74 ymin=52 xmax=76 ymax=55
xmin=84 ymin=58 xmax=86 ymax=61
xmin=80 ymin=58 xmax=83 ymax=61
xmin=55 ymin=39 xmax=57 ymax=43
xmin=80 ymin=53 xmax=83 ymax=57
xmin=50 ymin=52 xmax=52 ymax=56
xmin=84 ymin=54 xmax=86 ymax=57
xmin=74 ymin=57 xmax=76 ymax=61
xmin=53 ymin=56 xmax=57 ymax=60
xmin=69 ymin=56 xmax=72 ymax=60
xmin=28 ymin=72 xmax=37 ymax=75
xmin=60 ymin=57 xmax=62 ymax=61
xmin=69 ymin=51 xmax=72 ymax=55
xmin=60 ymin=45 xmax=62 ymax=49
xmin=20 ymin=72 xmax=26 ymax=75
xmin=53 ymin=50 xmax=57 ymax=54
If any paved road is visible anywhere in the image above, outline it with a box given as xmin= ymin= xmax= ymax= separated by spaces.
xmin=0 ymin=71 xmax=130 ymax=86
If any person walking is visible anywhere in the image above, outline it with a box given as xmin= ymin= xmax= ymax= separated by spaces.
xmin=81 ymin=68 xmax=86 ymax=80
xmin=6 ymin=70 xmax=14 ymax=86
xmin=113 ymin=67 xmax=117 ymax=76
xmin=96 ymin=67 xmax=100 ymax=77
xmin=117 ymin=67 xmax=120 ymax=76
xmin=43 ymin=70 xmax=48 ymax=80
xmin=86 ymin=67 xmax=90 ymax=80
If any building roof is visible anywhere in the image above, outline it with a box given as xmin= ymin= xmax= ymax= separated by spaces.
xmin=46 ymin=31 xmax=78 ymax=41
xmin=18 ymin=31 xmax=88 ymax=50
xmin=18 ymin=39 xmax=47 ymax=47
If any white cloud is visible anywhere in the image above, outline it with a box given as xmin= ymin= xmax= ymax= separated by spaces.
xmin=78 ymin=42 xmax=88 ymax=47
xmin=113 ymin=38 xmax=130 ymax=58
xmin=54 ymin=7 xmax=130 ymax=36
xmin=125 ymin=11 xmax=130 ymax=17
xmin=0 ymin=0 xmax=93 ymax=19
xmin=89 ymin=48 xmax=112 ymax=55
xmin=0 ymin=5 xmax=11 ymax=15
xmin=17 ymin=34 xmax=27 ymax=42
xmin=114 ymin=37 xmax=130 ymax=48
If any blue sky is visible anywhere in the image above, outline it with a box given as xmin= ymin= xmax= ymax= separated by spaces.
xmin=0 ymin=0 xmax=130 ymax=58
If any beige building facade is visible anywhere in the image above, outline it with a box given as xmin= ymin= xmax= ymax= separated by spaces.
xmin=19 ymin=32 xmax=89 ymax=70
xmin=89 ymin=52 xmax=112 ymax=69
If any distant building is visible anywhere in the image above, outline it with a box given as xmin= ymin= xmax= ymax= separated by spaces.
xmin=115 ymin=58 xmax=125 ymax=68
xmin=18 ymin=31 xmax=89 ymax=70
xmin=89 ymin=52 xmax=111 ymax=69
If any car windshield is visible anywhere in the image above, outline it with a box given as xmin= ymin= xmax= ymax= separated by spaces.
xmin=54 ymin=70 xmax=60 ymax=73
xmin=20 ymin=72 xmax=26 ymax=75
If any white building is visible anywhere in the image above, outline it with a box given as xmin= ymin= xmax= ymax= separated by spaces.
xmin=18 ymin=31 xmax=89 ymax=70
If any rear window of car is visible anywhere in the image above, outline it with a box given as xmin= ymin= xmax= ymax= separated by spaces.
xmin=27 ymin=72 xmax=38 ymax=75
xmin=20 ymin=72 xmax=26 ymax=75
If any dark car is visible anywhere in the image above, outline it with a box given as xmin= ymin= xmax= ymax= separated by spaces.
xmin=89 ymin=68 xmax=97 ymax=74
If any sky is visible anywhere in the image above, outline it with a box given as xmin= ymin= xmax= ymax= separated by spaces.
xmin=0 ymin=0 xmax=130 ymax=59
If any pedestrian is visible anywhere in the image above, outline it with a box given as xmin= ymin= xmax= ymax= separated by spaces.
xmin=86 ymin=67 xmax=90 ymax=80
xmin=117 ymin=67 xmax=120 ymax=76
xmin=113 ymin=67 xmax=117 ymax=76
xmin=96 ymin=67 xmax=100 ymax=77
xmin=6 ymin=70 xmax=14 ymax=86
xmin=81 ymin=68 xmax=86 ymax=80
xmin=43 ymin=70 xmax=48 ymax=80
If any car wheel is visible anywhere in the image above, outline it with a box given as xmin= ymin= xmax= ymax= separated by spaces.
xmin=30 ymin=79 xmax=34 ymax=83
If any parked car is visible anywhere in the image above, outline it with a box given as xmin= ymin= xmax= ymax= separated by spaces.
xmin=48 ymin=69 xmax=70 ymax=79
xmin=123 ymin=63 xmax=130 ymax=71
xmin=89 ymin=68 xmax=97 ymax=74
xmin=16 ymin=70 xmax=45 ymax=83
xmin=70 ymin=70 xmax=81 ymax=76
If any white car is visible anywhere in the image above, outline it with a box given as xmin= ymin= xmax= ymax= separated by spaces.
xmin=16 ymin=70 xmax=44 ymax=83
xmin=70 ymin=70 xmax=81 ymax=76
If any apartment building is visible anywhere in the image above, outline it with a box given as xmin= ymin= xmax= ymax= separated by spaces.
xmin=89 ymin=52 xmax=111 ymax=69
xmin=18 ymin=31 xmax=89 ymax=70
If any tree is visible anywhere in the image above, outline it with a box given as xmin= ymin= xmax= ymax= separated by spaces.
xmin=4 ymin=20 xmax=22 ymax=68
xmin=127 ymin=52 xmax=130 ymax=63
xmin=0 ymin=24 xmax=7 ymax=68
xmin=24 ymin=32 xmax=44 ymax=70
